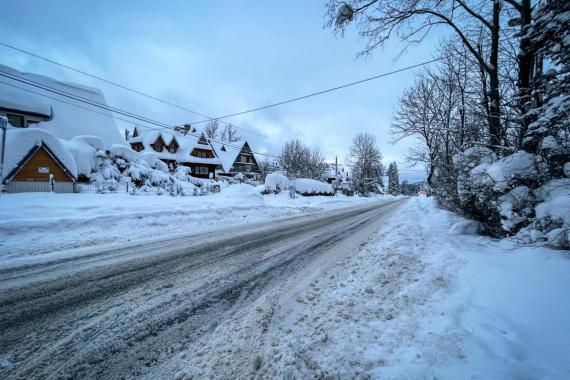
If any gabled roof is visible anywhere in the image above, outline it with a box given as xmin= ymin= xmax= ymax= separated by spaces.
xmin=211 ymin=140 xmax=261 ymax=173
xmin=127 ymin=128 xmax=221 ymax=165
xmin=4 ymin=142 xmax=76 ymax=183
xmin=2 ymin=127 xmax=78 ymax=183
xmin=210 ymin=141 xmax=243 ymax=172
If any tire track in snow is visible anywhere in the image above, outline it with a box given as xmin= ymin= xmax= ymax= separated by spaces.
xmin=0 ymin=200 xmax=405 ymax=379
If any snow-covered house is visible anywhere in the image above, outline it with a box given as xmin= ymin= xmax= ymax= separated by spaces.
xmin=325 ymin=163 xmax=350 ymax=188
xmin=211 ymin=141 xmax=261 ymax=179
xmin=2 ymin=127 xmax=77 ymax=193
xmin=0 ymin=64 xmax=133 ymax=193
xmin=128 ymin=127 xmax=222 ymax=178
xmin=0 ymin=64 xmax=126 ymax=147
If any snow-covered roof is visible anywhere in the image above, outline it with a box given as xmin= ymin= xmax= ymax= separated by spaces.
xmin=0 ymin=83 xmax=52 ymax=117
xmin=211 ymin=140 xmax=247 ymax=173
xmin=0 ymin=64 xmax=126 ymax=148
xmin=129 ymin=128 xmax=221 ymax=165
xmin=2 ymin=127 xmax=78 ymax=182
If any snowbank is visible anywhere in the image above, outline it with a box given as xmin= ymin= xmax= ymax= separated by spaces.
xmin=0 ymin=186 xmax=384 ymax=260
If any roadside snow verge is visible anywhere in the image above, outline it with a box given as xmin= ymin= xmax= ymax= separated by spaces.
xmin=239 ymin=197 xmax=570 ymax=379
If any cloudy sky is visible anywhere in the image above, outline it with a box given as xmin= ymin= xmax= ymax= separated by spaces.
xmin=0 ymin=0 xmax=445 ymax=181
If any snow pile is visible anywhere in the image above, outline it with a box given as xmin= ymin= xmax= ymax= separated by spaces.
xmin=449 ymin=220 xmax=485 ymax=235
xmin=263 ymin=172 xmax=290 ymax=193
xmin=3 ymin=127 xmax=77 ymax=180
xmin=291 ymin=178 xmax=334 ymax=196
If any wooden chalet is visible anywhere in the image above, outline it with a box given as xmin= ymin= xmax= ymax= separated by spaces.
xmin=212 ymin=141 xmax=261 ymax=179
xmin=127 ymin=127 xmax=222 ymax=178
xmin=3 ymin=131 xmax=77 ymax=193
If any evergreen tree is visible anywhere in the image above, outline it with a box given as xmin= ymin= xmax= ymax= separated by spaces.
xmin=387 ymin=162 xmax=400 ymax=195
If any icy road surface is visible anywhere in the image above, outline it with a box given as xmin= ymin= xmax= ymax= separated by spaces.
xmin=0 ymin=199 xmax=405 ymax=379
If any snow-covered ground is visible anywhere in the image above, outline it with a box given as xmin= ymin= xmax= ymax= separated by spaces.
xmin=0 ymin=184 xmax=388 ymax=261
xmin=167 ymin=196 xmax=570 ymax=379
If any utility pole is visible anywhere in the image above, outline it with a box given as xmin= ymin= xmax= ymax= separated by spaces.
xmin=0 ymin=116 xmax=7 ymax=198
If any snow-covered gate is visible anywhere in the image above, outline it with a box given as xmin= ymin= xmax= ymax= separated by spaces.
xmin=6 ymin=181 xmax=74 ymax=193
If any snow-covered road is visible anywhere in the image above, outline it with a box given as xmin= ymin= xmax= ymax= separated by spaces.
xmin=0 ymin=199 xmax=406 ymax=379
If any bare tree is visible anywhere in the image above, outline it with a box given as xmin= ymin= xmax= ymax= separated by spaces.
xmin=204 ymin=120 xmax=221 ymax=140
xmin=325 ymin=0 xmax=510 ymax=151
xmin=307 ymin=147 xmax=329 ymax=180
xmin=279 ymin=139 xmax=328 ymax=179
xmin=347 ymin=133 xmax=382 ymax=195
xmin=391 ymin=73 xmax=440 ymax=185
xmin=221 ymin=124 xmax=242 ymax=142
xmin=280 ymin=139 xmax=309 ymax=178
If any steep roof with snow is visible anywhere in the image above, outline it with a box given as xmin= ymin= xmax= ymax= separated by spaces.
xmin=2 ymin=127 xmax=78 ymax=182
xmin=0 ymin=64 xmax=126 ymax=147
xmin=129 ymin=128 xmax=221 ymax=166
xmin=210 ymin=140 xmax=247 ymax=173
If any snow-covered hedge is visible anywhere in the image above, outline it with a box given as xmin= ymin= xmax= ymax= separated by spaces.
xmin=291 ymin=178 xmax=334 ymax=196
xmin=454 ymin=146 xmax=568 ymax=247
xmin=262 ymin=173 xmax=334 ymax=196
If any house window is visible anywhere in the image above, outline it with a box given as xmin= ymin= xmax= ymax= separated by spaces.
xmin=168 ymin=146 xmax=177 ymax=153
xmin=7 ymin=114 xmax=24 ymax=128
xmin=197 ymin=166 xmax=209 ymax=174
xmin=152 ymin=144 xmax=162 ymax=152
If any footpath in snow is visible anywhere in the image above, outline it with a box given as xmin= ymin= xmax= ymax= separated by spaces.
xmin=0 ymin=184 xmax=388 ymax=261
xmin=168 ymin=196 xmax=569 ymax=379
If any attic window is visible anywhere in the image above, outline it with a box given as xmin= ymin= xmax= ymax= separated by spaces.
xmin=7 ymin=114 xmax=24 ymax=128
xmin=221 ymin=146 xmax=226 ymax=152
xmin=168 ymin=146 xmax=177 ymax=153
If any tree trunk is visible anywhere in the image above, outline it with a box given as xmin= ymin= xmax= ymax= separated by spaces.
xmin=488 ymin=0 xmax=502 ymax=150
xmin=517 ymin=0 xmax=533 ymax=150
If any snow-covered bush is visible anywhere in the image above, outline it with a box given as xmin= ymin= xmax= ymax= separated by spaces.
xmin=263 ymin=172 xmax=290 ymax=193
xmin=454 ymin=148 xmax=549 ymax=236
xmin=91 ymin=150 xmax=121 ymax=193
xmin=517 ymin=179 xmax=570 ymax=249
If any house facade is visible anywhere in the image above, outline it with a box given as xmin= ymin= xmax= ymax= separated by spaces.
xmin=128 ymin=127 xmax=222 ymax=178
xmin=2 ymin=127 xmax=78 ymax=193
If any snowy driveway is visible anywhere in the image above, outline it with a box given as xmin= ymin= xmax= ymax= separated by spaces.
xmin=0 ymin=199 xmax=405 ymax=379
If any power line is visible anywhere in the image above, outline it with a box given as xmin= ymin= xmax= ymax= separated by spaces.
xmin=189 ymin=57 xmax=447 ymax=124
xmin=0 ymin=75 xmax=281 ymax=159
xmin=0 ymin=40 xmax=281 ymax=143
